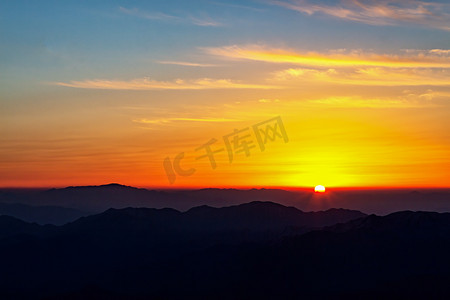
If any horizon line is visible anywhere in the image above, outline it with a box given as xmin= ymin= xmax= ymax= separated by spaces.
xmin=1 ymin=183 xmax=449 ymax=191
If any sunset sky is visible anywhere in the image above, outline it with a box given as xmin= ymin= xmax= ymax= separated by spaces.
xmin=1 ymin=0 xmax=449 ymax=188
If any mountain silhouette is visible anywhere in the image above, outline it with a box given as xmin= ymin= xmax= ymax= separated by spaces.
xmin=1 ymin=201 xmax=450 ymax=298
xmin=0 ymin=215 xmax=49 ymax=239
xmin=0 ymin=202 xmax=88 ymax=225
xmin=59 ymin=201 xmax=365 ymax=242
xmin=239 ymin=210 xmax=450 ymax=298
xmin=2 ymin=184 xmax=450 ymax=217
xmin=0 ymin=201 xmax=364 ymax=298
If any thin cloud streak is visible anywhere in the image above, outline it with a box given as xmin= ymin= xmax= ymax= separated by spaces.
xmin=271 ymin=0 xmax=450 ymax=31
xmin=305 ymin=96 xmax=438 ymax=108
xmin=189 ymin=17 xmax=222 ymax=27
xmin=273 ymin=67 xmax=450 ymax=86
xmin=50 ymin=78 xmax=277 ymax=90
xmin=119 ymin=7 xmax=179 ymax=21
xmin=157 ymin=61 xmax=218 ymax=67
xmin=205 ymin=45 xmax=450 ymax=68
xmin=429 ymin=49 xmax=450 ymax=55
xmin=119 ymin=6 xmax=222 ymax=27
xmin=133 ymin=117 xmax=241 ymax=125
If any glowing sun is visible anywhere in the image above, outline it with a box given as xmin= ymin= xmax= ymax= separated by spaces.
xmin=314 ymin=185 xmax=326 ymax=193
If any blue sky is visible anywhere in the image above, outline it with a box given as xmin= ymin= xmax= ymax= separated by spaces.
xmin=2 ymin=0 xmax=448 ymax=90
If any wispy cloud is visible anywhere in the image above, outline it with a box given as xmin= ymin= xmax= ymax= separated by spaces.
xmin=51 ymin=78 xmax=276 ymax=90
xmin=133 ymin=117 xmax=241 ymax=125
xmin=402 ymin=49 xmax=450 ymax=56
xmin=258 ymin=98 xmax=280 ymax=103
xmin=119 ymin=6 xmax=222 ymax=27
xmin=205 ymin=45 xmax=450 ymax=68
xmin=189 ymin=17 xmax=222 ymax=27
xmin=257 ymin=91 xmax=445 ymax=108
xmin=210 ymin=1 xmax=266 ymax=12
xmin=305 ymin=95 xmax=438 ymax=108
xmin=271 ymin=0 xmax=450 ymax=31
xmin=273 ymin=67 xmax=450 ymax=86
xmin=157 ymin=61 xmax=218 ymax=67
xmin=119 ymin=7 xmax=178 ymax=21
xmin=302 ymin=89 xmax=450 ymax=108
xmin=429 ymin=49 xmax=450 ymax=55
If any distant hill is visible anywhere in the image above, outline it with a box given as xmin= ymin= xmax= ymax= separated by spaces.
xmin=181 ymin=201 xmax=365 ymax=231
xmin=1 ymin=184 xmax=450 ymax=215
xmin=60 ymin=201 xmax=365 ymax=241
xmin=0 ymin=215 xmax=54 ymax=239
xmin=0 ymin=184 xmax=300 ymax=212
xmin=0 ymin=202 xmax=89 ymax=225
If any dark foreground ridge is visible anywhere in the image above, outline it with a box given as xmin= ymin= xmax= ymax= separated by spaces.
xmin=1 ymin=202 xmax=450 ymax=299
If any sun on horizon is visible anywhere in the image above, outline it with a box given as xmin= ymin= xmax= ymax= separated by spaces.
xmin=314 ymin=185 xmax=326 ymax=193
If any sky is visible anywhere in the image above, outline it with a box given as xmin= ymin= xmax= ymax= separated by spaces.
xmin=1 ymin=0 xmax=449 ymax=188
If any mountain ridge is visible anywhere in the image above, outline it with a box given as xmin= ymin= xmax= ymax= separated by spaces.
xmin=1 ymin=202 xmax=450 ymax=298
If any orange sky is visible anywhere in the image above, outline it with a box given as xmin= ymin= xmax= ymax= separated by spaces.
xmin=1 ymin=1 xmax=449 ymax=188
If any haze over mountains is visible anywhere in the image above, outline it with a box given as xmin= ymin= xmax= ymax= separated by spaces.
xmin=1 ymin=184 xmax=450 ymax=225
xmin=0 ymin=202 xmax=87 ymax=225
